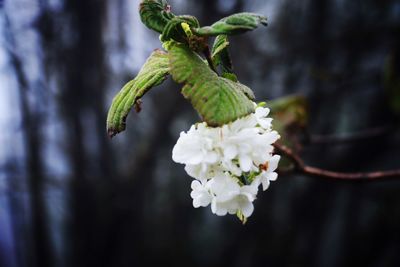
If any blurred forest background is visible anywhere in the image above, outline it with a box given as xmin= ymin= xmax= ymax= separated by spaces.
xmin=1 ymin=0 xmax=400 ymax=266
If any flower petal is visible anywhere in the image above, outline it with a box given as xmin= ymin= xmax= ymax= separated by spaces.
xmin=267 ymin=155 xmax=281 ymax=172
xmin=240 ymin=200 xmax=254 ymax=218
xmin=224 ymin=145 xmax=238 ymax=160
xmin=262 ymin=179 xmax=270 ymax=191
xmin=239 ymin=154 xmax=252 ymax=172
xmin=267 ymin=172 xmax=278 ymax=182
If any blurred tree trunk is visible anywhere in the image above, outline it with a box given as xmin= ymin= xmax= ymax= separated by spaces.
xmin=5 ymin=15 xmax=53 ymax=267
xmin=37 ymin=0 xmax=113 ymax=266
xmin=58 ymin=1 xmax=110 ymax=266
xmin=4 ymin=162 xmax=26 ymax=267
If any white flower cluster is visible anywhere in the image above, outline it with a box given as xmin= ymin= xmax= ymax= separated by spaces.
xmin=172 ymin=104 xmax=280 ymax=221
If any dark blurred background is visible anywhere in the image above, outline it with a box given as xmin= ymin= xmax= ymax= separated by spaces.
xmin=1 ymin=0 xmax=400 ymax=266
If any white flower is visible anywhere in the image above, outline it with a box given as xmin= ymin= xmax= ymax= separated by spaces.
xmin=249 ymin=130 xmax=280 ymax=166
xmin=184 ymin=164 xmax=212 ymax=181
xmin=255 ymin=106 xmax=273 ymax=130
xmin=220 ymin=159 xmax=242 ymax=177
xmin=255 ymin=154 xmax=281 ymax=191
xmin=209 ymin=173 xmax=240 ymax=201
xmin=172 ymin=124 xmax=219 ymax=166
xmin=220 ymin=127 xmax=279 ymax=173
xmin=235 ymin=184 xmax=258 ymax=218
xmin=210 ymin=176 xmax=258 ymax=217
xmin=226 ymin=128 xmax=259 ymax=172
xmin=190 ymin=180 xmax=212 ymax=208
xmin=172 ymin=102 xmax=281 ymax=221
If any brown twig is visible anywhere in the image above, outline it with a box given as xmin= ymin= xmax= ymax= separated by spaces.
xmin=273 ymin=143 xmax=400 ymax=180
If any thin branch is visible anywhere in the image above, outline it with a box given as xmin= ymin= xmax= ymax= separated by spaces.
xmin=273 ymin=143 xmax=400 ymax=180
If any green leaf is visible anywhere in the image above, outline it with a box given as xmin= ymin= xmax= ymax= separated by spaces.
xmin=221 ymin=72 xmax=238 ymax=82
xmin=234 ymin=80 xmax=255 ymax=100
xmin=211 ymin=35 xmax=230 ymax=58
xmin=211 ymin=35 xmax=233 ymax=74
xmin=211 ymin=35 xmax=254 ymax=100
xmin=168 ymin=42 xmax=255 ymax=126
xmin=193 ymin=12 xmax=267 ymax=36
xmin=160 ymin=15 xmax=200 ymax=42
xmin=107 ymin=50 xmax=169 ymax=137
xmin=139 ymin=0 xmax=175 ymax=33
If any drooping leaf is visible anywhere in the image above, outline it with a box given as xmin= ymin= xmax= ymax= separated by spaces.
xmin=168 ymin=42 xmax=255 ymax=126
xmin=139 ymin=0 xmax=175 ymax=34
xmin=107 ymin=50 xmax=169 ymax=137
xmin=193 ymin=12 xmax=267 ymax=36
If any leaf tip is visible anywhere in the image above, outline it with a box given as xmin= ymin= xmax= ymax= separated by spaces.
xmin=107 ymin=127 xmax=119 ymax=139
xmin=260 ymin=17 xmax=268 ymax=26
xmin=134 ymin=99 xmax=143 ymax=113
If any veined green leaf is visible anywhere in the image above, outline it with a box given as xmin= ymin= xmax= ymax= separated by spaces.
xmin=139 ymin=0 xmax=175 ymax=33
xmin=168 ymin=42 xmax=255 ymax=126
xmin=193 ymin=12 xmax=267 ymax=36
xmin=107 ymin=50 xmax=169 ymax=137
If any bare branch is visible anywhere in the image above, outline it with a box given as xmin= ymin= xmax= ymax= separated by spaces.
xmin=273 ymin=143 xmax=400 ymax=180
